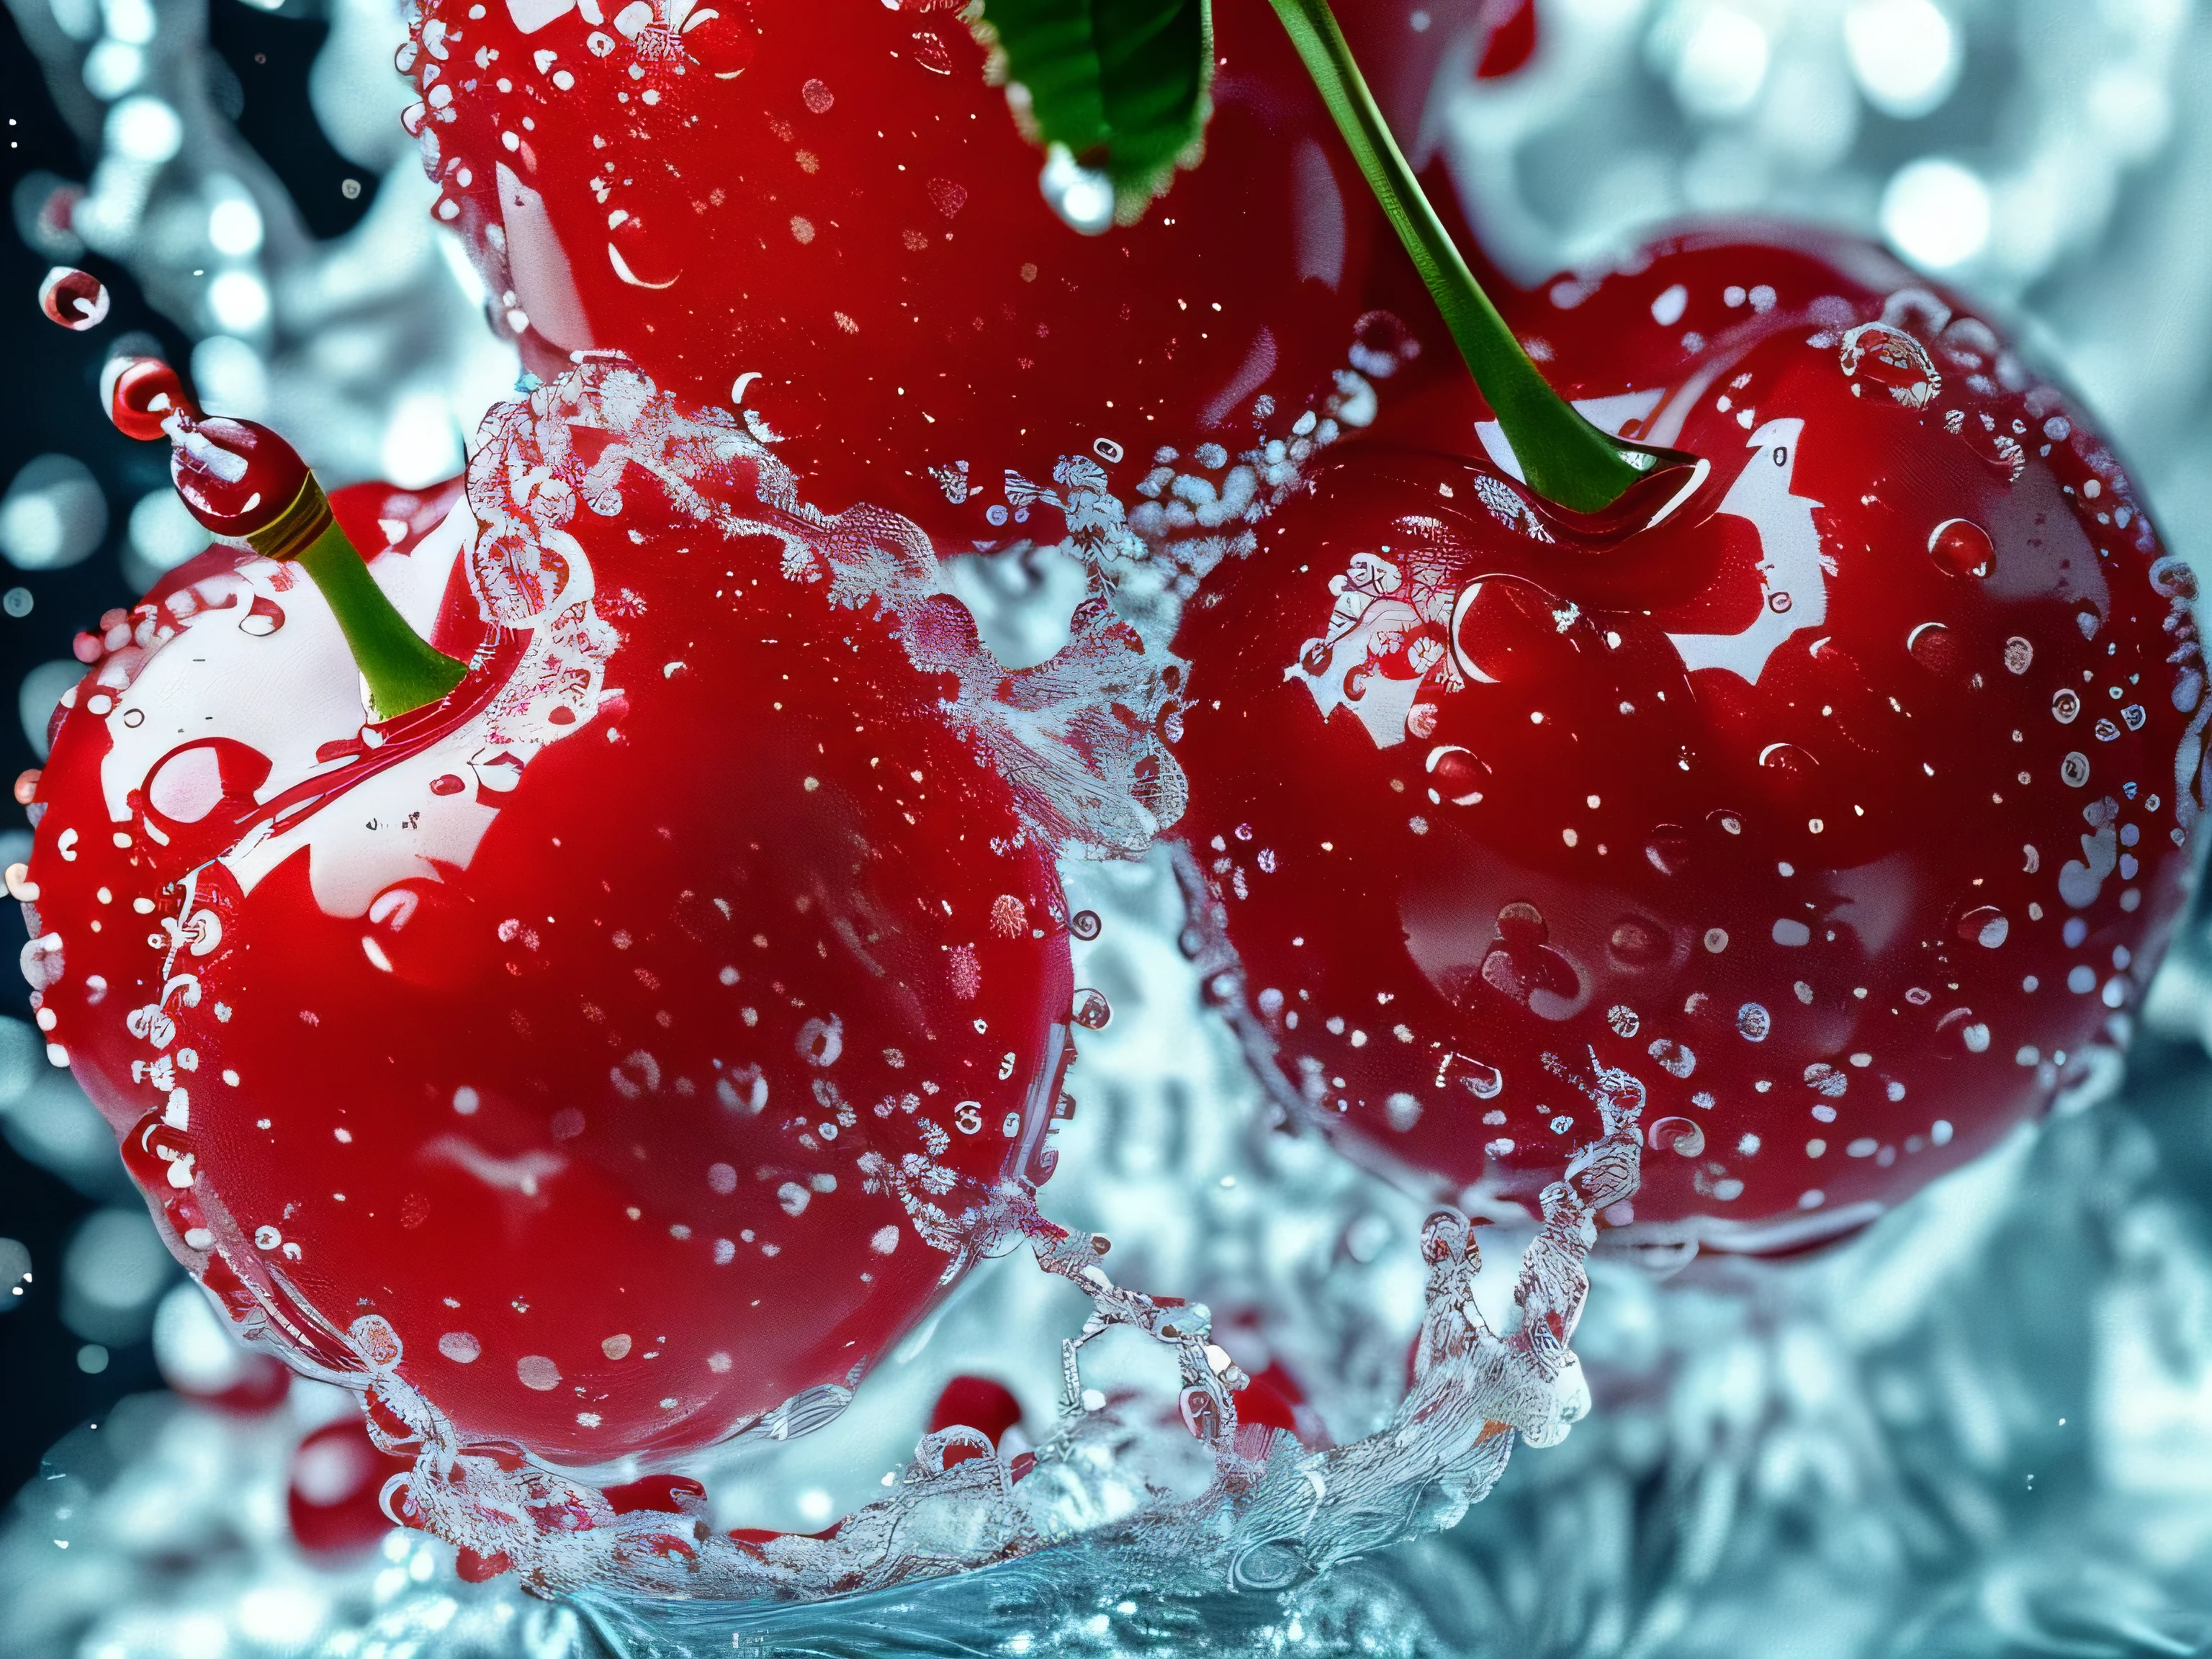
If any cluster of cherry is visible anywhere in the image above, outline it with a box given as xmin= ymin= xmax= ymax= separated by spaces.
xmin=14 ymin=0 xmax=2198 ymax=1575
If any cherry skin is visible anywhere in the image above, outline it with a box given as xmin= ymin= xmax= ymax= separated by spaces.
xmin=22 ymin=367 xmax=1077 ymax=1465
xmin=1173 ymin=228 xmax=2200 ymax=1254
xmin=398 ymin=0 xmax=1377 ymax=546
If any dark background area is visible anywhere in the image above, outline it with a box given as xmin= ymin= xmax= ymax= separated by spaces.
xmin=0 ymin=0 xmax=373 ymax=1509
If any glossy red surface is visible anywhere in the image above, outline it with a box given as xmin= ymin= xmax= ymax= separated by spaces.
xmin=1173 ymin=229 xmax=2199 ymax=1251
xmin=400 ymin=0 xmax=1377 ymax=544
xmin=101 ymin=356 xmax=196 ymax=444
xmin=168 ymin=417 xmax=313 ymax=541
xmin=26 ymin=385 xmax=1076 ymax=1463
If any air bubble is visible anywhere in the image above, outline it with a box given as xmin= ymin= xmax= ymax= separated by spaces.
xmin=1648 ymin=1116 xmax=1706 ymax=1157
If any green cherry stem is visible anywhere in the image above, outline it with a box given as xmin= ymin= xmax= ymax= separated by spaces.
xmin=1265 ymin=0 xmax=1649 ymax=514
xmin=294 ymin=518 xmax=469 ymax=721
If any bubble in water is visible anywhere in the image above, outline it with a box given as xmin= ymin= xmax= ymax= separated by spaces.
xmin=1071 ymin=989 xmax=1111 ymax=1030
xmin=801 ymin=78 xmax=835 ymax=114
xmin=2051 ymin=688 xmax=2081 ymax=724
xmin=2060 ymin=751 xmax=2090 ymax=788
xmin=1737 ymin=1003 xmax=1771 ymax=1041
xmin=2003 ymin=637 xmax=2033 ymax=675
xmin=1648 ymin=1116 xmax=1706 ymax=1156
xmin=1927 ymin=518 xmax=1992 ymax=576
xmin=1069 ymin=909 xmax=1102 ymax=941
xmin=39 ymin=266 xmax=108 ymax=331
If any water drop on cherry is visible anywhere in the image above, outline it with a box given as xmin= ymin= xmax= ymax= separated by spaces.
xmin=1928 ymin=517 xmax=1993 ymax=577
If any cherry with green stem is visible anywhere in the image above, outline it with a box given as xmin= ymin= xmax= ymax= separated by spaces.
xmin=102 ymin=356 xmax=467 ymax=721
xmin=1267 ymin=0 xmax=1663 ymax=514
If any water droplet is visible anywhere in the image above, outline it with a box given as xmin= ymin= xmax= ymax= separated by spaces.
xmin=801 ymin=78 xmax=835 ymax=114
xmin=2051 ymin=688 xmax=2081 ymax=724
xmin=1927 ymin=518 xmax=1992 ymax=576
xmin=1645 ymin=824 xmax=1692 ymax=875
xmin=1964 ymin=911 xmax=2017 ymax=946
xmin=1648 ymin=1116 xmax=1706 ymax=1157
xmin=1068 ymin=909 xmax=1102 ymax=942
xmin=2060 ymin=751 xmax=2090 ymax=788
xmin=1804 ymin=1063 xmax=1849 ymax=1097
xmin=1609 ymin=916 xmax=1670 ymax=969
xmin=1907 ymin=621 xmax=1963 ymax=676
xmin=39 ymin=267 xmax=109 ymax=331
xmin=1737 ymin=1003 xmax=1771 ymax=1041
xmin=1071 ymin=989 xmax=1111 ymax=1030
xmin=516 ymin=1354 xmax=561 ymax=1390
xmin=238 ymin=595 xmax=285 ymax=637
xmin=2004 ymin=637 xmax=2033 ymax=675
xmin=1839 ymin=322 xmax=1941 ymax=407
xmin=1426 ymin=745 xmax=1490 ymax=805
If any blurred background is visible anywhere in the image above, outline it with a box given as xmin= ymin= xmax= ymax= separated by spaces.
xmin=6 ymin=0 xmax=2212 ymax=1653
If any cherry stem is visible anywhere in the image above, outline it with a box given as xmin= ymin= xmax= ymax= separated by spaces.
xmin=294 ymin=518 xmax=467 ymax=720
xmin=1265 ymin=0 xmax=1649 ymax=513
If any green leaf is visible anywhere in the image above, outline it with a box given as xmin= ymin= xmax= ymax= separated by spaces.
xmin=976 ymin=0 xmax=1213 ymax=231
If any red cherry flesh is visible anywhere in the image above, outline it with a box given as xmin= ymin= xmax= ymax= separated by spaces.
xmin=1174 ymin=228 xmax=2198 ymax=1254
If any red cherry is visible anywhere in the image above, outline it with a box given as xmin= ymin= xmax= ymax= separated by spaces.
xmin=400 ymin=0 xmax=1380 ymax=543
xmin=1174 ymin=229 xmax=2196 ymax=1254
xmin=287 ymin=1419 xmax=415 ymax=1555
xmin=101 ymin=356 xmax=197 ymax=444
xmin=25 ymin=367 xmax=1079 ymax=1464
xmin=927 ymin=1372 xmax=1022 ymax=1450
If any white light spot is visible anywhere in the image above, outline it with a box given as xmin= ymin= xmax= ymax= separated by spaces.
xmin=1881 ymin=158 xmax=1990 ymax=271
